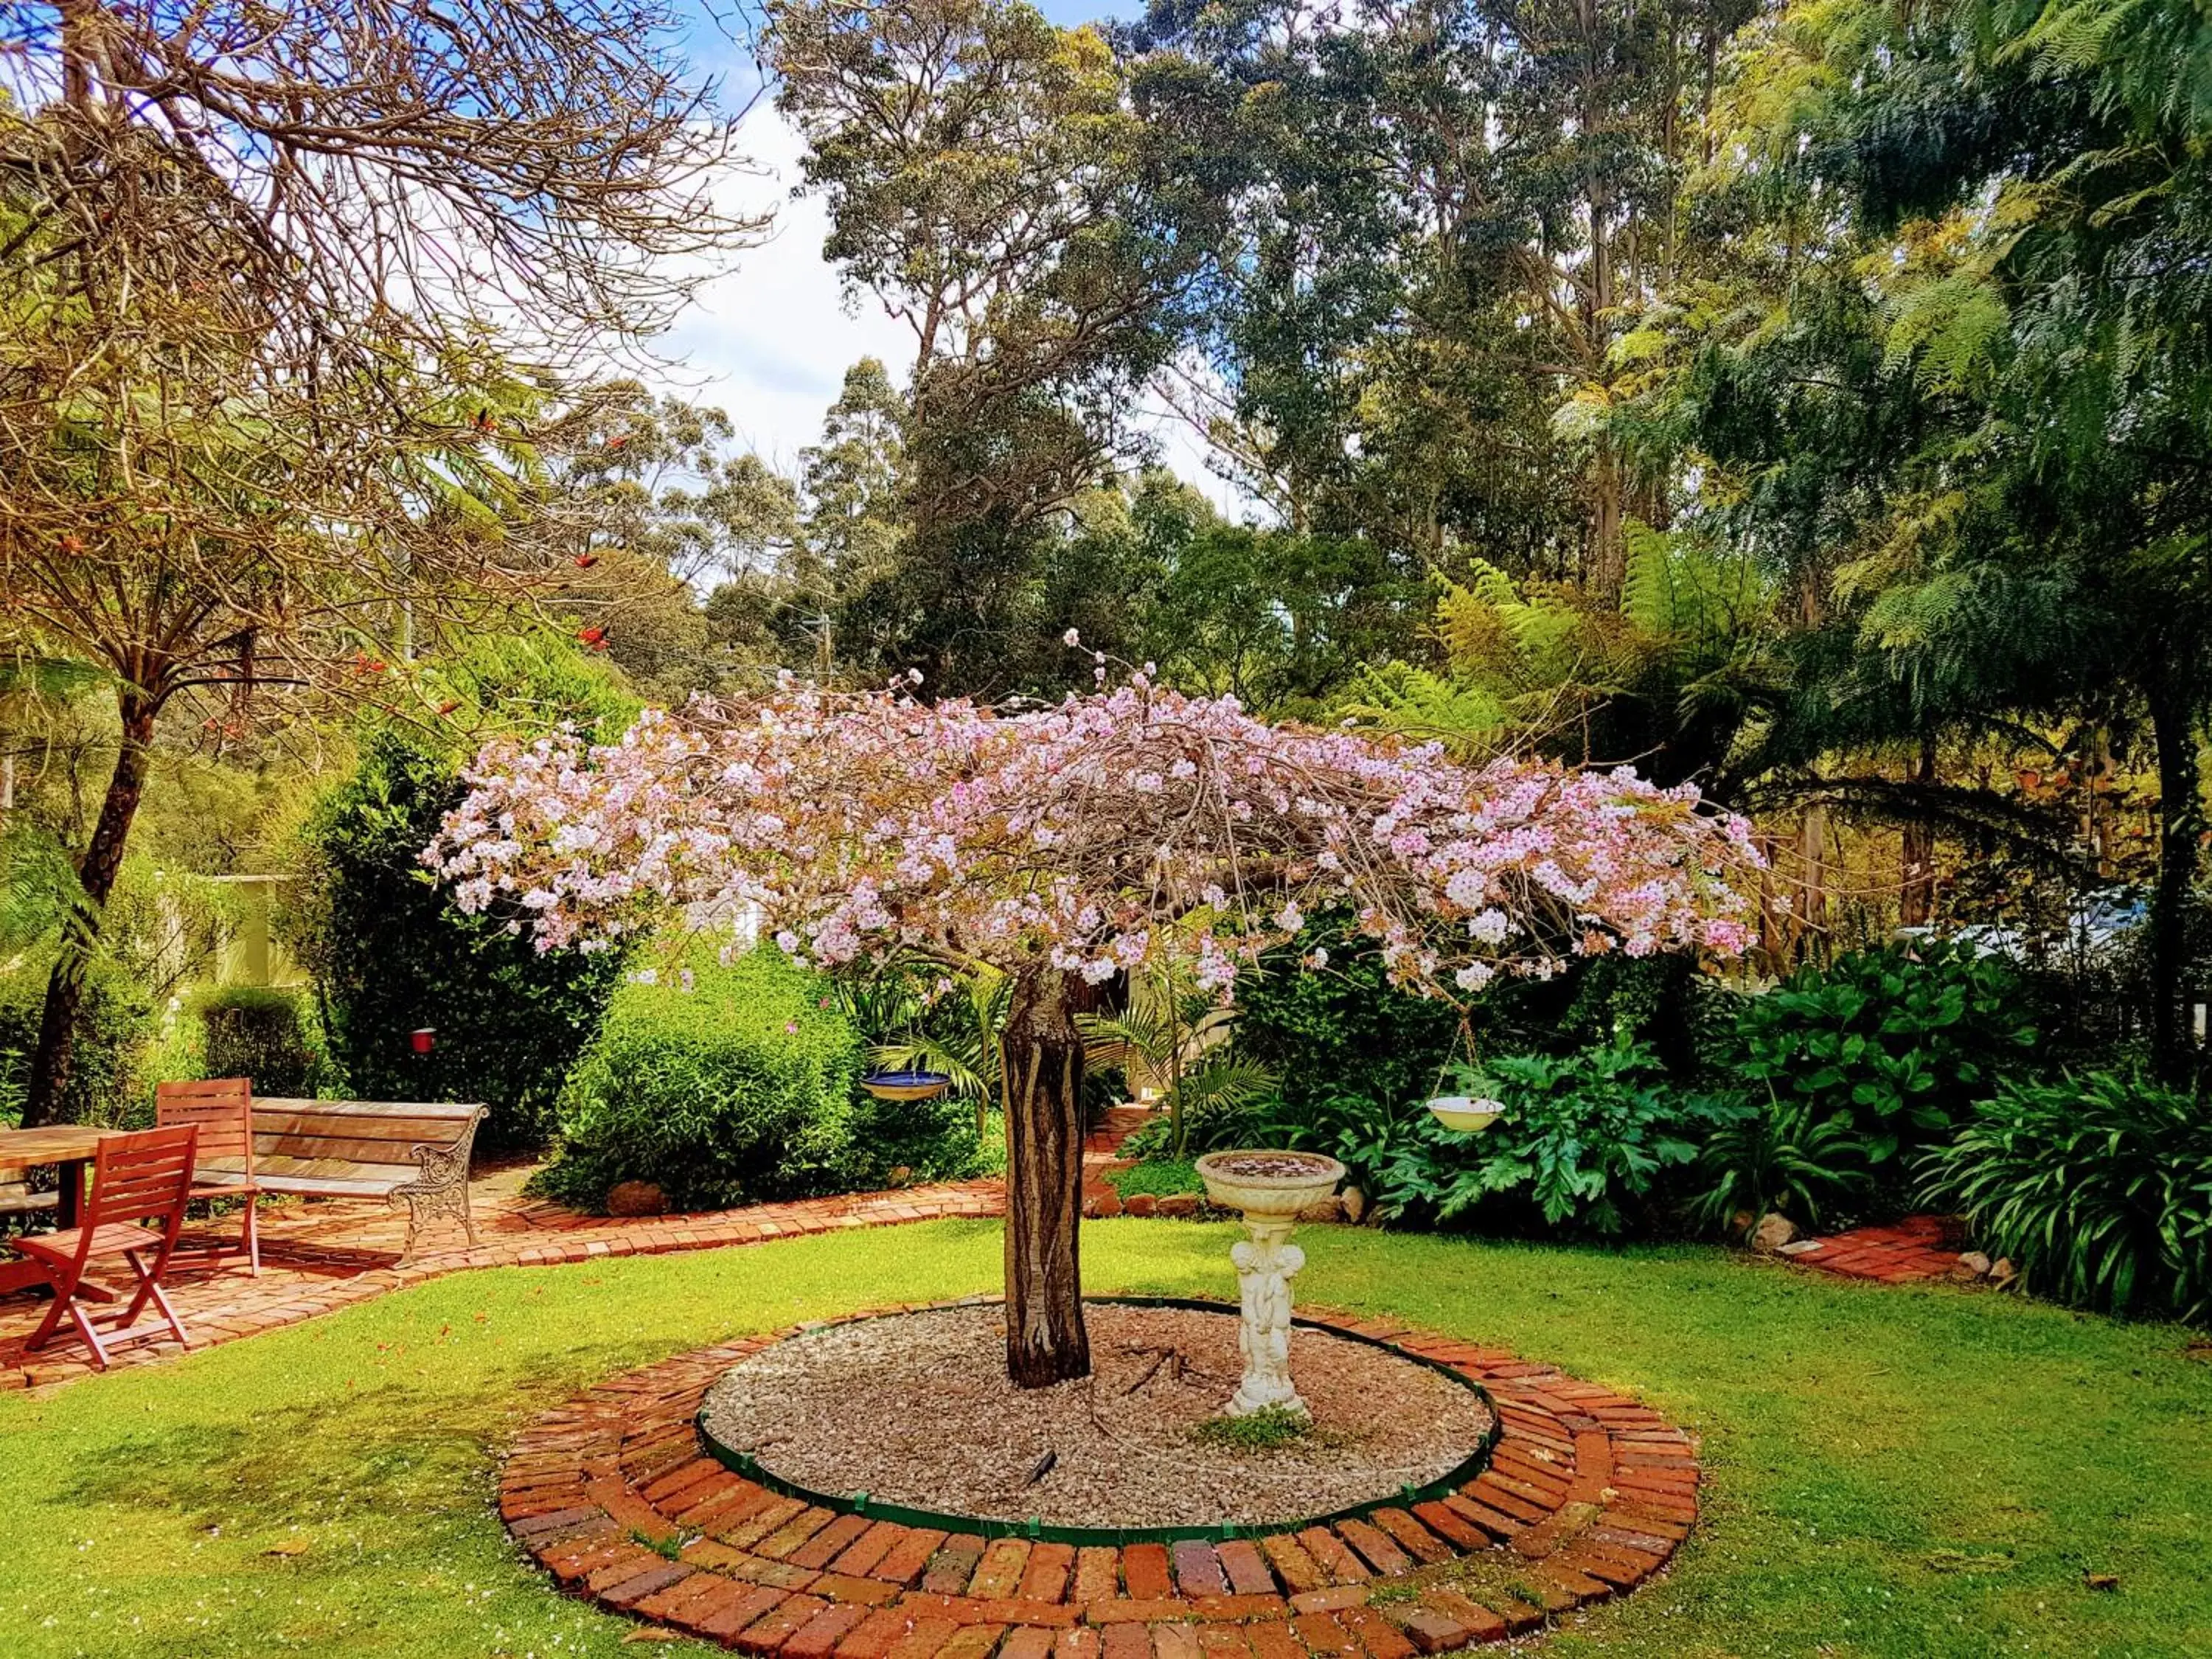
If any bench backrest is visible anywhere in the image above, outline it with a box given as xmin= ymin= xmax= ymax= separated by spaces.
xmin=157 ymin=1077 xmax=255 ymax=1177
xmin=201 ymin=1099 xmax=484 ymax=1189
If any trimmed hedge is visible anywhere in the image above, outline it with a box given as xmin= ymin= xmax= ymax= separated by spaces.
xmin=288 ymin=634 xmax=636 ymax=1147
xmin=189 ymin=984 xmax=331 ymax=1099
xmin=535 ymin=947 xmax=980 ymax=1214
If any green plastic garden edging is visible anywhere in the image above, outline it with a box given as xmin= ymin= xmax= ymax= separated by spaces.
xmin=692 ymin=1294 xmax=1502 ymax=1547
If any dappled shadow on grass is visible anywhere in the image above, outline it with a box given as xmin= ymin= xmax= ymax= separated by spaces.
xmin=52 ymin=1368 xmax=541 ymax=1540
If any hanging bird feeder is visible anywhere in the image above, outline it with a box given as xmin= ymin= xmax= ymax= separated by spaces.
xmin=862 ymin=1069 xmax=953 ymax=1102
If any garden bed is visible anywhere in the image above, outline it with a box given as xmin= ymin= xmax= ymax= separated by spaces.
xmin=698 ymin=1300 xmax=1495 ymax=1531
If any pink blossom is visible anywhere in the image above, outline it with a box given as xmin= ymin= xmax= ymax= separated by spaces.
xmin=423 ymin=679 xmax=1763 ymax=1008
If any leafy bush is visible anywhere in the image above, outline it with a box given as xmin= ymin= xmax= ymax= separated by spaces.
xmin=1690 ymin=1100 xmax=1873 ymax=1231
xmin=1236 ymin=911 xmax=1459 ymax=1146
xmin=536 ymin=947 xmax=984 ymax=1213
xmin=1371 ymin=1043 xmax=1733 ymax=1234
xmin=1545 ymin=953 xmax=1716 ymax=1073
xmin=1920 ymin=1071 xmax=2212 ymax=1320
xmin=189 ymin=984 xmax=332 ymax=1097
xmin=0 ymin=948 xmax=151 ymax=1126
xmin=287 ymin=635 xmax=636 ymax=1147
xmin=1719 ymin=942 xmax=2038 ymax=1178
xmin=1248 ymin=1085 xmax=1425 ymax=1200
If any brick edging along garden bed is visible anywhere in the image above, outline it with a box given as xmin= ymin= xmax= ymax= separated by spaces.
xmin=500 ymin=1300 xmax=1699 ymax=1655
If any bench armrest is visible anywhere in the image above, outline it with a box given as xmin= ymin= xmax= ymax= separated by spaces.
xmin=390 ymin=1105 xmax=486 ymax=1197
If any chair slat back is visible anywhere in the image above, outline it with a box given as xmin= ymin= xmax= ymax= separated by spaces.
xmin=157 ymin=1078 xmax=255 ymax=1174
xmin=86 ymin=1125 xmax=200 ymax=1229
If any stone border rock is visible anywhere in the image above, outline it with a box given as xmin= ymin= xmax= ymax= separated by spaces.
xmin=500 ymin=1299 xmax=1699 ymax=1655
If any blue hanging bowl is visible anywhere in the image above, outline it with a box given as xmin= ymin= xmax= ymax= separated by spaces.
xmin=863 ymin=1069 xmax=953 ymax=1101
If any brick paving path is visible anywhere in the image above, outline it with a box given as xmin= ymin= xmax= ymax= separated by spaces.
xmin=1082 ymin=1106 xmax=1152 ymax=1217
xmin=0 ymin=1163 xmax=1003 ymax=1391
xmin=1777 ymin=1214 xmax=1966 ymax=1283
xmin=503 ymin=1301 xmax=1699 ymax=1655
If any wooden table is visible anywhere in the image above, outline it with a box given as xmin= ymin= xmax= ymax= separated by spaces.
xmin=0 ymin=1127 xmax=122 ymax=1298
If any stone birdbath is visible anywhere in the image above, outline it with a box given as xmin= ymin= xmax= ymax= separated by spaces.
xmin=1192 ymin=1149 xmax=1346 ymax=1418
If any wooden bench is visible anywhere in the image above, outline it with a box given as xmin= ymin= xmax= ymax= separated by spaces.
xmin=198 ymin=1099 xmax=487 ymax=1261
xmin=0 ymin=1180 xmax=57 ymax=1221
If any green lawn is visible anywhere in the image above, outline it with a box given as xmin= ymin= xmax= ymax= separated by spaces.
xmin=1 ymin=1220 xmax=2207 ymax=1658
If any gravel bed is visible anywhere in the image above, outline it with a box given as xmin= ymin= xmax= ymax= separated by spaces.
xmin=698 ymin=1302 xmax=1494 ymax=1529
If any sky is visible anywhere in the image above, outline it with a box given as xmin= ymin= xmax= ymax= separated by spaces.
xmin=648 ymin=1 xmax=1244 ymax=507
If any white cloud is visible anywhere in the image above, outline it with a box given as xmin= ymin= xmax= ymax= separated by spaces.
xmin=651 ymin=105 xmax=913 ymax=473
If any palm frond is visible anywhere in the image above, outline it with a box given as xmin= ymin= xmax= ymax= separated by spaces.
xmin=871 ymin=1034 xmax=988 ymax=1099
xmin=1077 ymin=1010 xmax=1172 ymax=1071
xmin=1177 ymin=1055 xmax=1279 ymax=1114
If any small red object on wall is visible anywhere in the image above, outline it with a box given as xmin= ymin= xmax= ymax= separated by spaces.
xmin=410 ymin=1028 xmax=436 ymax=1055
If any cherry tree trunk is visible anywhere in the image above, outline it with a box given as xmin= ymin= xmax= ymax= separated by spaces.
xmin=1000 ymin=967 xmax=1091 ymax=1388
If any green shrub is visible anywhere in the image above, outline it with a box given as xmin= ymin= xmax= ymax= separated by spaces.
xmin=1919 ymin=1071 xmax=2212 ymax=1320
xmin=1236 ymin=912 xmax=1458 ymax=1146
xmin=189 ymin=984 xmax=332 ymax=1098
xmin=537 ymin=947 xmax=984 ymax=1213
xmin=136 ymin=1004 xmax=207 ymax=1113
xmin=1717 ymin=942 xmax=2038 ymax=1181
xmin=1370 ymin=1042 xmax=1733 ymax=1235
xmin=287 ymin=635 xmax=637 ymax=1147
xmin=1690 ymin=1099 xmax=1874 ymax=1232
xmin=1545 ymin=953 xmax=1716 ymax=1073
xmin=0 ymin=949 xmax=151 ymax=1126
xmin=1247 ymin=1085 xmax=1422 ymax=1200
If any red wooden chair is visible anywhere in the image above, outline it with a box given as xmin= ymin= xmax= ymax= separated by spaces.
xmin=7 ymin=1124 xmax=200 ymax=1369
xmin=157 ymin=1077 xmax=262 ymax=1275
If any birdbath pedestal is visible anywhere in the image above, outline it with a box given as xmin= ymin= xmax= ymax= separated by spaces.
xmin=1193 ymin=1150 xmax=1347 ymax=1417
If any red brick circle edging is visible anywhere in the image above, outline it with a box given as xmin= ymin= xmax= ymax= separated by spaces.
xmin=500 ymin=1301 xmax=1697 ymax=1655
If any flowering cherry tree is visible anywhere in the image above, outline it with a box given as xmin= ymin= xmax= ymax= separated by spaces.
xmin=427 ymin=662 xmax=1761 ymax=1385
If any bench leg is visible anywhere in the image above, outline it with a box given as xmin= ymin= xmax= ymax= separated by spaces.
xmin=393 ymin=1186 xmax=477 ymax=1262
xmin=391 ymin=1122 xmax=483 ymax=1260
